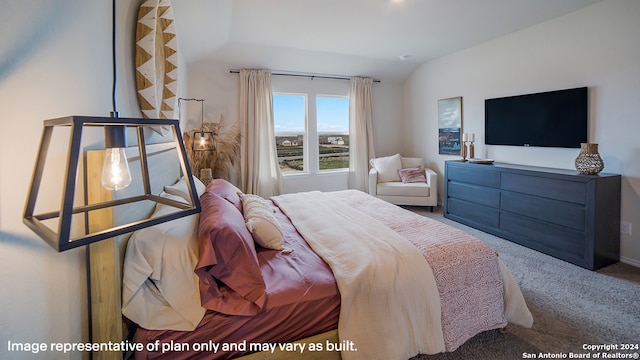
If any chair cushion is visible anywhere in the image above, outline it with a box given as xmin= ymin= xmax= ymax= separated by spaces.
xmin=377 ymin=182 xmax=431 ymax=197
xmin=370 ymin=154 xmax=403 ymax=182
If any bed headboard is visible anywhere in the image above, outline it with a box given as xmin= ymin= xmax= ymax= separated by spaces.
xmin=85 ymin=142 xmax=183 ymax=360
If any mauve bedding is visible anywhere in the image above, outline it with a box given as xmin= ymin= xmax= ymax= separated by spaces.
xmin=133 ymin=196 xmax=340 ymax=360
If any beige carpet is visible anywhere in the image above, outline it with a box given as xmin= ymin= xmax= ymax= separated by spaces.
xmin=406 ymin=207 xmax=640 ymax=360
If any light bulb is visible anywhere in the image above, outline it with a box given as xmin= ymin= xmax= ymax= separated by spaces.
xmin=199 ymin=133 xmax=206 ymax=147
xmin=101 ymin=147 xmax=132 ymax=190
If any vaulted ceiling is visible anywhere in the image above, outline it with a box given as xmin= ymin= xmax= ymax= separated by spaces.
xmin=172 ymin=0 xmax=600 ymax=82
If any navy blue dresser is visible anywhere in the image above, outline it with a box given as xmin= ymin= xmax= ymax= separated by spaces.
xmin=444 ymin=160 xmax=621 ymax=270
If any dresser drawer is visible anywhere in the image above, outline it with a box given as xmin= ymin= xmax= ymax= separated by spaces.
xmin=500 ymin=213 xmax=585 ymax=257
xmin=501 ymin=173 xmax=586 ymax=204
xmin=447 ymin=165 xmax=500 ymax=188
xmin=501 ymin=192 xmax=586 ymax=231
xmin=447 ymin=198 xmax=500 ymax=228
xmin=448 ymin=182 xmax=500 ymax=208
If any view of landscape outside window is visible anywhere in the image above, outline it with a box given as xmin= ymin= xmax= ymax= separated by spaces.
xmin=274 ymin=94 xmax=306 ymax=173
xmin=317 ymin=96 xmax=349 ymax=171
xmin=274 ymin=94 xmax=350 ymax=173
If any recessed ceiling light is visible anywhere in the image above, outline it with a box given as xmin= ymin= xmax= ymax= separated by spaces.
xmin=399 ymin=54 xmax=410 ymax=61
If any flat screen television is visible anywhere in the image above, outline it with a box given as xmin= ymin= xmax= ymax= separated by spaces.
xmin=484 ymin=87 xmax=588 ymax=148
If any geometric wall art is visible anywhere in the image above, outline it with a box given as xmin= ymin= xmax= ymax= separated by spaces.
xmin=135 ymin=0 xmax=179 ymax=134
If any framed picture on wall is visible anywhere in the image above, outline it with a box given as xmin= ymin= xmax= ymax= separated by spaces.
xmin=438 ymin=96 xmax=463 ymax=155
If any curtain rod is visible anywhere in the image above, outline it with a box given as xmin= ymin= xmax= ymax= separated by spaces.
xmin=229 ymin=70 xmax=380 ymax=83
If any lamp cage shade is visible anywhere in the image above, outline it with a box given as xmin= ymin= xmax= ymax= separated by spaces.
xmin=192 ymin=130 xmax=216 ymax=151
xmin=23 ymin=116 xmax=201 ymax=252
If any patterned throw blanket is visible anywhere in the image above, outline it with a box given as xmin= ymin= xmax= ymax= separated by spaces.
xmin=327 ymin=190 xmax=509 ymax=351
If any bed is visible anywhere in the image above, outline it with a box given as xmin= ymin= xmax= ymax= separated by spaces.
xmin=86 ymin=147 xmax=533 ymax=360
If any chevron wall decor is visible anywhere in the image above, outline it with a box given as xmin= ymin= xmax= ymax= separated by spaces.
xmin=135 ymin=0 xmax=179 ymax=134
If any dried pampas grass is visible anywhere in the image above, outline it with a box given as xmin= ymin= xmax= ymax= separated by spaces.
xmin=183 ymin=114 xmax=241 ymax=184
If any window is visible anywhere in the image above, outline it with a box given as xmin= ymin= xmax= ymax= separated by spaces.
xmin=274 ymin=93 xmax=350 ymax=174
xmin=274 ymin=94 xmax=306 ymax=173
xmin=317 ymin=96 xmax=349 ymax=171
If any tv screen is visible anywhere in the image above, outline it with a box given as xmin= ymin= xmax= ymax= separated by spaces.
xmin=484 ymin=87 xmax=588 ymax=148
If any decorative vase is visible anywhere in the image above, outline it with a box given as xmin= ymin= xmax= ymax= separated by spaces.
xmin=575 ymin=143 xmax=604 ymax=175
xmin=200 ymin=168 xmax=213 ymax=186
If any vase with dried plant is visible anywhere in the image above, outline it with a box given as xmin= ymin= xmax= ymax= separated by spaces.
xmin=184 ymin=114 xmax=241 ymax=184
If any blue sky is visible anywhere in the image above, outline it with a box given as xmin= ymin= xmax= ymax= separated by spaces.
xmin=274 ymin=95 xmax=349 ymax=133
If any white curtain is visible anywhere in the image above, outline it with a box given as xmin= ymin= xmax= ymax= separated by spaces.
xmin=348 ymin=76 xmax=376 ymax=191
xmin=239 ymin=69 xmax=283 ymax=197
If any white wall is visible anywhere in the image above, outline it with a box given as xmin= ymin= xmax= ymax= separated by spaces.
xmin=184 ymin=59 xmax=405 ymax=194
xmin=0 ymin=0 xmax=148 ymax=358
xmin=404 ymin=0 xmax=640 ymax=266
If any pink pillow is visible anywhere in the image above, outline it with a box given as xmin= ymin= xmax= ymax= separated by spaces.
xmin=195 ymin=192 xmax=266 ymax=316
xmin=205 ymin=179 xmax=244 ymax=213
xmin=397 ymin=166 xmax=427 ymax=183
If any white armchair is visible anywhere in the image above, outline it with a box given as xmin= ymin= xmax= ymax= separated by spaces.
xmin=368 ymin=154 xmax=437 ymax=211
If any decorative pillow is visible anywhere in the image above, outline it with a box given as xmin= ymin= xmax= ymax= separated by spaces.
xmin=205 ymin=179 xmax=244 ymax=213
xmin=122 ymin=192 xmax=205 ymax=331
xmin=195 ymin=192 xmax=266 ymax=316
xmin=398 ymin=166 xmax=427 ymax=183
xmin=164 ymin=175 xmax=206 ymax=202
xmin=370 ymin=154 xmax=403 ymax=182
xmin=240 ymin=193 xmax=285 ymax=250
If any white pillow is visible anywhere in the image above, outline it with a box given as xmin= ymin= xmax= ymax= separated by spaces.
xmin=122 ymin=192 xmax=205 ymax=331
xmin=240 ymin=193 xmax=285 ymax=250
xmin=163 ymin=175 xmax=206 ymax=202
xmin=370 ymin=154 xmax=403 ymax=182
